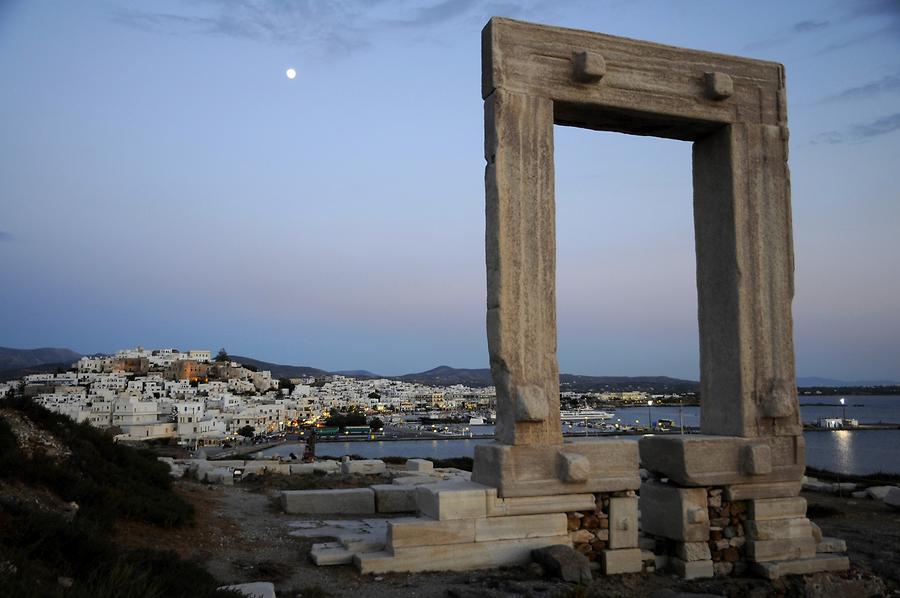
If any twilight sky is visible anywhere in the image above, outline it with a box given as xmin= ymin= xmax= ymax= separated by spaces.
xmin=1 ymin=1 xmax=898 ymax=380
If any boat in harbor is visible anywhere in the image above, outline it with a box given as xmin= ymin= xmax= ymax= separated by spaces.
xmin=560 ymin=409 xmax=615 ymax=420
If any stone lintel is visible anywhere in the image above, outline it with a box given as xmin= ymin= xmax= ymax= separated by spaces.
xmin=472 ymin=439 xmax=639 ymax=498
xmin=639 ymin=434 xmax=803 ymax=487
xmin=482 ymin=17 xmax=785 ymax=137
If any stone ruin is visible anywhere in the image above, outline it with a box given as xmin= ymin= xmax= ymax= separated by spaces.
xmin=286 ymin=17 xmax=850 ymax=580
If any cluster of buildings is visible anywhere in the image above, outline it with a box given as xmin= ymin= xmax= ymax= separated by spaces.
xmin=1 ymin=347 xmax=496 ymax=446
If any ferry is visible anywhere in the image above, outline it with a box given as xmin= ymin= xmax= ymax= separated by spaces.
xmin=560 ymin=409 xmax=615 ymax=421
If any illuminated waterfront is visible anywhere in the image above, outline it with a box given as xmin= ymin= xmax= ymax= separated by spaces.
xmin=260 ymin=395 xmax=900 ymax=475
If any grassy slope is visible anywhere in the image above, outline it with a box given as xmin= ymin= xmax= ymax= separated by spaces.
xmin=0 ymin=397 xmax=237 ymax=598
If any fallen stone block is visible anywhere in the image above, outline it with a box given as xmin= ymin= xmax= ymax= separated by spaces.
xmin=341 ymin=459 xmax=386 ymax=475
xmin=217 ymin=582 xmax=276 ymax=598
xmin=206 ymin=467 xmax=234 ymax=486
xmin=355 ymin=535 xmax=571 ymax=574
xmin=753 ymin=554 xmax=849 ymax=579
xmin=532 ymin=544 xmax=592 ymax=583
xmin=388 ymin=517 xmax=475 ymax=548
xmin=406 ymin=458 xmax=433 ymax=472
xmin=817 ymin=537 xmax=847 ymax=553
xmin=372 ymin=485 xmax=417 ymax=513
xmin=476 ymin=513 xmax=566 ymax=542
xmin=865 ymin=485 xmax=895 ymax=500
xmin=281 ymin=488 xmax=375 ymax=515
xmin=883 ymin=487 xmax=900 ymax=510
xmin=603 ymin=548 xmax=643 ymax=575
xmin=313 ymin=460 xmax=341 ymax=474
xmin=670 ymin=557 xmax=714 ymax=579
xmin=310 ymin=542 xmax=354 ymax=566
xmin=416 ymin=481 xmax=489 ymax=520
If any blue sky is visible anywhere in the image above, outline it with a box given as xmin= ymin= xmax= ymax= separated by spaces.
xmin=1 ymin=1 xmax=898 ymax=380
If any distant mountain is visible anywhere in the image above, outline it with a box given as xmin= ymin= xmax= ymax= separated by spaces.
xmin=332 ymin=370 xmax=382 ymax=378
xmin=396 ymin=365 xmax=493 ymax=387
xmin=560 ymin=373 xmax=698 ymax=393
xmin=229 ymin=355 xmax=329 ymax=379
xmin=0 ymin=362 xmax=76 ymax=382
xmin=0 ymin=347 xmax=81 ymax=372
xmin=392 ymin=366 xmax=699 ymax=392
xmin=797 ymin=377 xmax=899 ymax=388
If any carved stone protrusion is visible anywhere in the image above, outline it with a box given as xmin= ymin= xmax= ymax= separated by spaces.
xmin=557 ymin=451 xmax=591 ymax=483
xmin=515 ymin=385 xmax=549 ymax=422
xmin=742 ymin=443 xmax=773 ymax=475
xmin=687 ymin=507 xmax=709 ymax=525
xmin=572 ymin=50 xmax=606 ymax=83
xmin=705 ymin=71 xmax=733 ymax=100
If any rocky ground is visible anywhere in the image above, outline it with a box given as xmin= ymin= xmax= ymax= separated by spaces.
xmin=116 ymin=476 xmax=899 ymax=598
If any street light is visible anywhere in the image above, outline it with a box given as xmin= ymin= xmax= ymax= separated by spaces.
xmin=840 ymin=397 xmax=846 ymax=424
xmin=647 ymin=400 xmax=653 ymax=431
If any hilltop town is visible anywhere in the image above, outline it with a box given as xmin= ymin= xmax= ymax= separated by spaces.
xmin=0 ymin=346 xmax=688 ymax=447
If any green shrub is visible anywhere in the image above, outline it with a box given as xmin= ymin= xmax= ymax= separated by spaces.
xmin=1 ymin=397 xmax=193 ymax=527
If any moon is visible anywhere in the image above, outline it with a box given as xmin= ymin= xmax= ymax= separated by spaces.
xmin=285 ymin=68 xmax=297 ymax=80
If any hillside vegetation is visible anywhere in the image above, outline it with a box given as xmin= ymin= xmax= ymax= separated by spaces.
xmin=0 ymin=396 xmax=237 ymax=597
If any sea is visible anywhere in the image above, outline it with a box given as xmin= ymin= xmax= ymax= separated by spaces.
xmin=259 ymin=395 xmax=900 ymax=476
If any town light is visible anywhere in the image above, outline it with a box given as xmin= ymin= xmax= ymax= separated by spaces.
xmin=647 ymin=400 xmax=653 ymax=430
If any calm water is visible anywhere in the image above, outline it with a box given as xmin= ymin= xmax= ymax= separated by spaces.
xmin=260 ymin=395 xmax=900 ymax=476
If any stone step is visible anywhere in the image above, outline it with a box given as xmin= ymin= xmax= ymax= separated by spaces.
xmin=817 ymin=537 xmax=847 ymax=553
xmin=310 ymin=542 xmax=354 ymax=566
xmin=340 ymin=536 xmax=386 ymax=553
xmin=282 ymin=488 xmax=375 ymax=515
xmin=753 ymin=554 xmax=850 ymax=579
xmin=355 ymin=535 xmax=571 ymax=574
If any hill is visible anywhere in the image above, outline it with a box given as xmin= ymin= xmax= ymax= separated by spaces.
xmin=229 ymin=355 xmax=329 ymax=379
xmin=560 ymin=373 xmax=698 ymax=393
xmin=797 ymin=376 xmax=899 ymax=388
xmin=0 ymin=396 xmax=232 ymax=596
xmin=0 ymin=346 xmax=81 ymax=372
xmin=396 ymin=365 xmax=493 ymax=386
xmin=392 ymin=366 xmax=699 ymax=392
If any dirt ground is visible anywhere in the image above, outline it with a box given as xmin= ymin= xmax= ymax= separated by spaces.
xmin=116 ymin=479 xmax=899 ymax=598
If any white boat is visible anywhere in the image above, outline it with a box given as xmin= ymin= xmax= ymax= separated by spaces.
xmin=468 ymin=416 xmax=485 ymax=425
xmin=559 ymin=409 xmax=614 ymax=421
